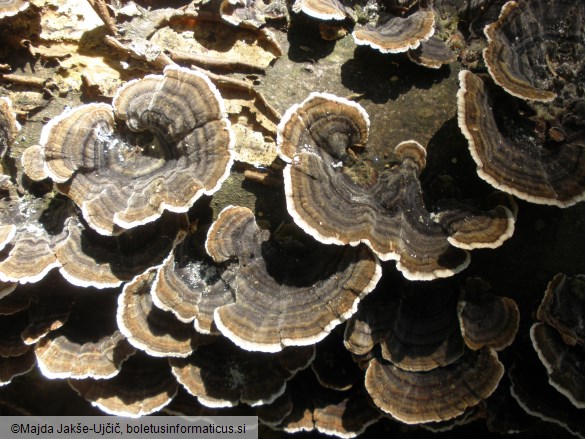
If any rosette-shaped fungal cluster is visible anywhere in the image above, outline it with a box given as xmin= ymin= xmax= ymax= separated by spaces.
xmin=344 ymin=278 xmax=519 ymax=425
xmin=277 ymin=92 xmax=514 ymax=280
xmin=32 ymin=65 xmax=234 ymax=235
xmin=458 ymin=0 xmax=585 ymax=207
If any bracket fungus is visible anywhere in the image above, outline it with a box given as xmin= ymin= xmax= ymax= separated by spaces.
xmin=353 ymin=9 xmax=435 ymax=54
xmin=34 ymin=294 xmax=135 ymax=380
xmin=483 ymin=0 xmax=578 ymax=102
xmin=365 ymin=348 xmax=504 ymax=424
xmin=55 ymin=213 xmax=186 ymax=289
xmin=0 ymin=192 xmax=72 ymax=284
xmin=407 ymin=35 xmax=457 ymax=69
xmin=292 ymin=0 xmax=348 ymax=21
xmin=278 ymin=92 xmax=513 ymax=280
xmin=530 ymin=322 xmax=584 ymax=409
xmin=379 ymin=286 xmax=465 ymax=372
xmin=152 ymin=227 xmax=235 ymax=335
xmin=457 ymin=278 xmax=520 ymax=351
xmin=170 ymin=338 xmax=313 ymax=408
xmin=220 ymin=0 xmax=288 ymax=28
xmin=117 ymin=270 xmax=208 ymax=358
xmin=38 ymin=65 xmax=234 ymax=235
xmin=68 ymin=353 xmax=177 ymax=417
xmin=537 ymin=273 xmax=585 ymax=347
xmin=457 ymin=70 xmax=585 ymax=207
xmin=205 ymin=205 xmax=381 ymax=352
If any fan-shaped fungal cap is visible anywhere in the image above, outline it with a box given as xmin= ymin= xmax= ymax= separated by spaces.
xmin=152 ymin=227 xmax=235 ymax=335
xmin=40 ymin=65 xmax=234 ymax=235
xmin=117 ymin=270 xmax=205 ymax=358
xmin=407 ymin=35 xmax=457 ymax=69
xmin=0 ymin=194 xmax=72 ymax=284
xmin=365 ymin=348 xmax=504 ymax=424
xmin=380 ymin=286 xmax=464 ymax=372
xmin=278 ymin=93 xmax=472 ymax=280
xmin=457 ymin=70 xmax=585 ymax=207
xmin=34 ymin=294 xmax=135 ymax=379
xmin=343 ymin=299 xmax=394 ymax=357
xmin=56 ymin=213 xmax=185 ymax=289
xmin=170 ymin=338 xmax=312 ymax=407
xmin=537 ymin=273 xmax=585 ymax=347
xmin=206 ymin=205 xmax=381 ymax=352
xmin=69 ymin=353 xmax=177 ymax=417
xmin=530 ymin=322 xmax=585 ymax=409
xmin=483 ymin=0 xmax=571 ymax=102
xmin=0 ymin=97 xmax=20 ymax=158
xmin=457 ymin=278 xmax=519 ymax=351
xmin=353 ymin=9 xmax=435 ymax=54
xmin=292 ymin=0 xmax=347 ymax=21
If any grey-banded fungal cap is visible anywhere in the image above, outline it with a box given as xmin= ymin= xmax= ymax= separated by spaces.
xmin=457 ymin=70 xmax=585 ymax=207
xmin=407 ymin=35 xmax=457 ymax=69
xmin=0 ymin=97 xmax=20 ymax=158
xmin=34 ymin=294 xmax=135 ymax=379
xmin=365 ymin=348 xmax=504 ymax=424
xmin=0 ymin=194 xmax=72 ymax=284
xmin=151 ymin=227 xmax=235 ymax=335
xmin=278 ymin=93 xmax=475 ymax=280
xmin=68 ymin=353 xmax=178 ymax=417
xmin=537 ymin=273 xmax=585 ymax=347
xmin=170 ymin=338 xmax=312 ymax=408
xmin=292 ymin=0 xmax=347 ymax=21
xmin=206 ymin=205 xmax=382 ymax=352
xmin=483 ymin=0 xmax=577 ymax=102
xmin=117 ymin=270 xmax=206 ymax=358
xmin=457 ymin=279 xmax=519 ymax=351
xmin=353 ymin=9 xmax=435 ymax=54
xmin=39 ymin=65 xmax=234 ymax=236
xmin=380 ymin=286 xmax=464 ymax=372
xmin=530 ymin=322 xmax=585 ymax=409
xmin=56 ymin=213 xmax=186 ymax=289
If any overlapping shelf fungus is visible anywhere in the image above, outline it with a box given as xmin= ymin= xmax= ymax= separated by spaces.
xmin=1 ymin=0 xmax=584 ymax=437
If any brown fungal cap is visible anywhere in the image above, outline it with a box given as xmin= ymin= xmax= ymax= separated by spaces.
xmin=483 ymin=0 xmax=565 ymax=102
xmin=206 ymin=205 xmax=381 ymax=352
xmin=407 ymin=35 xmax=457 ymax=69
xmin=171 ymin=338 xmax=311 ymax=407
xmin=117 ymin=270 xmax=206 ymax=358
xmin=353 ymin=9 xmax=435 ymax=54
xmin=0 ymin=97 xmax=20 ymax=158
xmin=380 ymin=286 xmax=464 ymax=372
xmin=457 ymin=278 xmax=519 ymax=351
xmin=343 ymin=297 xmax=394 ymax=357
xmin=56 ymin=213 xmax=185 ymax=289
xmin=292 ymin=0 xmax=347 ymax=21
xmin=457 ymin=70 xmax=585 ymax=207
xmin=40 ymin=66 xmax=234 ymax=235
xmin=34 ymin=294 xmax=135 ymax=379
xmin=152 ymin=225 xmax=235 ymax=335
xmin=537 ymin=273 xmax=585 ymax=347
xmin=530 ymin=322 xmax=585 ymax=409
xmin=69 ymin=353 xmax=177 ymax=417
xmin=365 ymin=348 xmax=504 ymax=424
xmin=278 ymin=93 xmax=471 ymax=280
xmin=0 ymin=194 xmax=72 ymax=284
